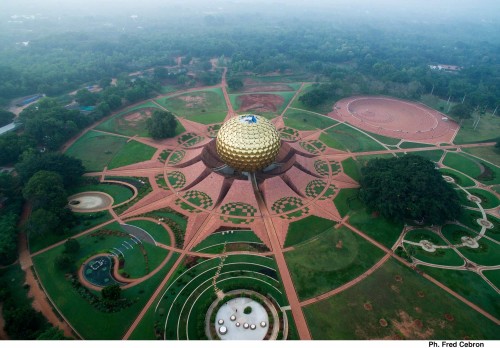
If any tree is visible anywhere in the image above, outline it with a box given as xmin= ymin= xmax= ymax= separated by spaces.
xmin=0 ymin=213 xmax=18 ymax=266
xmin=146 ymin=110 xmax=177 ymax=139
xmin=450 ymin=103 xmax=474 ymax=120
xmin=64 ymin=238 xmax=80 ymax=254
xmin=37 ymin=327 xmax=68 ymax=340
xmin=16 ymin=152 xmax=84 ymax=187
xmin=359 ymin=155 xmax=461 ymax=225
xmin=102 ymin=284 xmax=121 ymax=301
xmin=54 ymin=254 xmax=73 ymax=272
xmin=0 ymin=133 xmax=35 ymax=165
xmin=227 ymin=78 xmax=243 ymax=91
xmin=4 ymin=306 xmax=48 ymax=339
xmin=0 ymin=110 xmax=15 ymax=127
xmin=23 ymin=170 xmax=67 ymax=210
xmin=27 ymin=208 xmax=61 ymax=236
xmin=75 ymin=88 xmax=98 ymax=106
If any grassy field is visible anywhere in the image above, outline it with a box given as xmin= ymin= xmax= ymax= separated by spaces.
xmin=466 ymin=188 xmax=499 ymax=209
xmin=68 ymin=183 xmax=134 ymax=205
xmin=31 ymin=222 xmax=177 ymax=339
xmin=341 ymin=158 xmax=362 ymax=181
xmin=410 ymin=149 xmax=444 ymax=162
xmin=107 ymin=140 xmax=156 ymax=169
xmin=153 ymin=254 xmax=288 ymax=339
xmin=323 ymin=124 xmax=386 ymax=152
xmin=463 ymin=146 xmax=500 ymax=165
xmin=403 ymin=240 xmax=464 ymax=267
xmin=304 ymin=259 xmax=499 ymax=339
xmin=65 ymin=131 xmax=127 ymax=172
xmin=482 ymin=269 xmax=500 ymax=289
xmin=454 ymin=112 xmax=500 ymax=144
xmin=442 ymin=152 xmax=482 ymax=178
xmin=438 ymin=168 xmax=475 ymax=187
xmin=419 ymin=265 xmax=500 ymax=319
xmin=441 ymin=224 xmax=500 ymax=266
xmin=192 ymin=230 xmax=264 ymax=252
xmin=284 ymin=215 xmax=337 ymax=247
xmin=420 ymin=94 xmax=456 ymax=113
xmin=348 ymin=208 xmax=404 ymax=248
xmin=404 ymin=229 xmax=447 ymax=245
xmin=283 ymin=108 xmax=337 ymax=130
xmin=96 ymin=102 xmax=159 ymax=136
xmin=285 ymin=225 xmax=385 ymax=300
xmin=399 ymin=141 xmax=434 ymax=149
xmin=334 ymin=188 xmax=364 ymax=217
xmin=360 ymin=130 xmax=400 ymax=145
xmin=156 ymin=88 xmax=227 ymax=124
xmin=125 ymin=219 xmax=172 ymax=246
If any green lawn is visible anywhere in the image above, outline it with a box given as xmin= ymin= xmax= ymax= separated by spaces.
xmin=96 ymin=102 xmax=160 ymax=136
xmin=410 ymin=149 xmax=444 ymax=162
xmin=150 ymin=254 xmax=287 ymax=339
xmin=482 ymin=269 xmax=500 ymax=289
xmin=401 ymin=231 xmax=464 ymax=266
xmin=438 ymin=168 xmax=476 ymax=187
xmin=360 ymin=130 xmax=400 ymax=145
xmin=463 ymin=146 xmax=500 ymax=166
xmin=323 ymin=124 xmax=386 ymax=152
xmin=442 ymin=152 xmax=482 ymax=178
xmin=192 ymin=230 xmax=264 ymax=252
xmin=125 ymin=219 xmax=172 ymax=246
xmin=333 ymin=188 xmax=364 ymax=217
xmin=420 ymin=94 xmax=456 ymax=113
xmin=399 ymin=141 xmax=434 ymax=149
xmin=304 ymin=258 xmax=499 ymax=339
xmin=31 ymin=222 xmax=178 ymax=339
xmin=284 ymin=215 xmax=337 ymax=247
xmin=285 ymin=225 xmax=385 ymax=300
xmin=441 ymin=224 xmax=500 ymax=266
xmin=157 ymin=88 xmax=227 ymax=124
xmin=466 ymin=188 xmax=499 ymax=209
xmin=348 ymin=208 xmax=404 ymax=248
xmin=418 ymin=266 xmax=500 ymax=319
xmin=341 ymin=157 xmax=362 ymax=181
xmin=283 ymin=108 xmax=337 ymax=130
xmin=68 ymin=183 xmax=134 ymax=205
xmin=107 ymin=140 xmax=157 ymax=169
xmin=454 ymin=112 xmax=500 ymax=144
xmin=409 ymin=243 xmax=464 ymax=266
xmin=65 ymin=131 xmax=127 ymax=172
xmin=404 ymin=229 xmax=447 ymax=245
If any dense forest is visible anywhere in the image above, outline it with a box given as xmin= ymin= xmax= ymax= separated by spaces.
xmin=0 ymin=0 xmax=499 ymax=108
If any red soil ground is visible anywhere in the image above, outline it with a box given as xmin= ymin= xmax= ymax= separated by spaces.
xmin=237 ymin=94 xmax=284 ymax=113
xmin=331 ymin=96 xmax=459 ymax=144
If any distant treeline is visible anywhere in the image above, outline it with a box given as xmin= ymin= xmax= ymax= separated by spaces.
xmin=0 ymin=14 xmax=498 ymax=109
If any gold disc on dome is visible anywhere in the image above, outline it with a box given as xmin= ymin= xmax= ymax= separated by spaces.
xmin=216 ymin=114 xmax=281 ymax=172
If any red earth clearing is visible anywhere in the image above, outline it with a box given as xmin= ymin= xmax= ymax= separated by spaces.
xmin=331 ymin=96 xmax=459 ymax=144
xmin=237 ymin=94 xmax=284 ymax=113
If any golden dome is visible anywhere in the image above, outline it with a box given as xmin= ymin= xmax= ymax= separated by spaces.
xmin=216 ymin=114 xmax=280 ymax=172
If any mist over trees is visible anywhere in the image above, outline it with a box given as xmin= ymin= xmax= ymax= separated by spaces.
xmin=0 ymin=0 xmax=498 ymax=109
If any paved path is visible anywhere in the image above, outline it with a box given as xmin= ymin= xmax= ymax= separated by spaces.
xmin=250 ymin=174 xmax=312 ymax=339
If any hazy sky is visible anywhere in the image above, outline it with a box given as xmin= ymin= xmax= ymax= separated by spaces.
xmin=1 ymin=0 xmax=499 ymax=20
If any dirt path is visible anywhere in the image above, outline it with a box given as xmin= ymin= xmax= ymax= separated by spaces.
xmin=17 ymin=204 xmax=76 ymax=339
